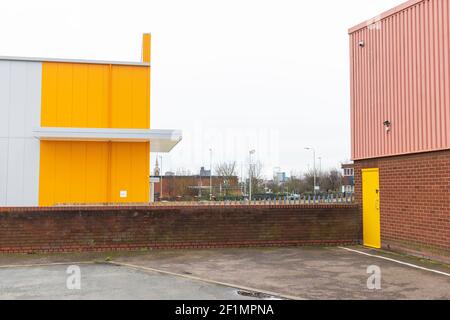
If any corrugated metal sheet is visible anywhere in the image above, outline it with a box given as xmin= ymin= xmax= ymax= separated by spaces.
xmin=38 ymin=141 xmax=149 ymax=206
xmin=41 ymin=62 xmax=150 ymax=129
xmin=0 ymin=61 xmax=41 ymax=206
xmin=349 ymin=0 xmax=450 ymax=160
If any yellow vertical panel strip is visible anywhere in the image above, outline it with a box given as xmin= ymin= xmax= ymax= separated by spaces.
xmin=131 ymin=67 xmax=150 ymax=129
xmin=142 ymin=34 xmax=151 ymax=63
xmin=55 ymin=63 xmax=73 ymax=127
xmin=53 ymin=142 xmax=71 ymax=204
xmin=148 ymin=65 xmax=151 ymax=129
xmin=130 ymin=142 xmax=149 ymax=202
xmin=111 ymin=67 xmax=133 ymax=128
xmin=107 ymin=65 xmax=112 ymax=128
xmin=41 ymin=63 xmax=58 ymax=126
xmin=116 ymin=142 xmax=129 ymax=203
xmin=106 ymin=141 xmax=112 ymax=203
xmin=69 ymin=142 xmax=87 ymax=202
xmin=38 ymin=141 xmax=56 ymax=206
xmin=86 ymin=64 xmax=109 ymax=128
xmin=72 ymin=65 xmax=88 ymax=127
xmin=85 ymin=142 xmax=109 ymax=203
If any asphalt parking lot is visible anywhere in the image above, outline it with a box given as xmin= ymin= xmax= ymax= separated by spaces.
xmin=0 ymin=263 xmax=268 ymax=300
xmin=0 ymin=246 xmax=449 ymax=300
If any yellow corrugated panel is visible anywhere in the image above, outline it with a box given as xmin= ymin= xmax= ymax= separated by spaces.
xmin=38 ymin=141 xmax=149 ymax=206
xmin=41 ymin=62 xmax=149 ymax=129
xmin=111 ymin=66 xmax=150 ymax=129
xmin=142 ymin=34 xmax=151 ymax=63
xmin=110 ymin=142 xmax=149 ymax=203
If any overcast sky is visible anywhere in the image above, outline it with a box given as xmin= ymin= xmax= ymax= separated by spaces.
xmin=1 ymin=0 xmax=405 ymax=178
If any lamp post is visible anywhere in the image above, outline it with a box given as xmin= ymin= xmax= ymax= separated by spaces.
xmin=159 ymin=155 xmax=163 ymax=200
xmin=305 ymin=147 xmax=317 ymax=194
xmin=209 ymin=148 xmax=213 ymax=201
xmin=249 ymin=150 xmax=256 ymax=201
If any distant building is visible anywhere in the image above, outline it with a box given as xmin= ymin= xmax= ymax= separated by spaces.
xmin=200 ymin=167 xmax=211 ymax=177
xmin=341 ymin=163 xmax=354 ymax=194
xmin=153 ymin=157 xmax=161 ymax=176
xmin=274 ymin=172 xmax=287 ymax=185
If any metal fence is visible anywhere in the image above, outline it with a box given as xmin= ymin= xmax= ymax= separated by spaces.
xmin=54 ymin=193 xmax=355 ymax=207
xmin=151 ymin=193 xmax=355 ymax=207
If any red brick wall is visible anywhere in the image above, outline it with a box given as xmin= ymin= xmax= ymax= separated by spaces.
xmin=354 ymin=149 xmax=450 ymax=262
xmin=0 ymin=205 xmax=360 ymax=254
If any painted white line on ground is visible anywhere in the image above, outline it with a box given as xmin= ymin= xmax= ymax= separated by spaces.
xmin=109 ymin=261 xmax=305 ymax=301
xmin=0 ymin=261 xmax=93 ymax=269
xmin=339 ymin=247 xmax=450 ymax=277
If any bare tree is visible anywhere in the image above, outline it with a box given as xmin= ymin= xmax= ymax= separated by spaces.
xmin=321 ymin=168 xmax=342 ymax=192
xmin=248 ymin=161 xmax=265 ymax=195
xmin=214 ymin=161 xmax=238 ymax=197
xmin=215 ymin=161 xmax=237 ymax=178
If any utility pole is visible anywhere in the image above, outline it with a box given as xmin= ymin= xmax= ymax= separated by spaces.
xmin=209 ymin=148 xmax=213 ymax=201
xmin=249 ymin=150 xmax=256 ymax=201
xmin=305 ymin=147 xmax=317 ymax=194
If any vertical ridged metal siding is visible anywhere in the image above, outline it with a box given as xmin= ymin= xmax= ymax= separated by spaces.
xmin=349 ymin=0 xmax=450 ymax=160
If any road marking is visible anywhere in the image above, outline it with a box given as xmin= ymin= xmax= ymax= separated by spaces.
xmin=0 ymin=261 xmax=93 ymax=269
xmin=108 ymin=261 xmax=305 ymax=300
xmin=339 ymin=247 xmax=450 ymax=277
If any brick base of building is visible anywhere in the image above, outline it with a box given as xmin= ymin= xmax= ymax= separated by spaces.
xmin=354 ymin=149 xmax=450 ymax=263
xmin=0 ymin=205 xmax=360 ymax=254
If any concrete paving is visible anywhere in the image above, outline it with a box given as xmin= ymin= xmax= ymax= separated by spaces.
xmin=0 ymin=246 xmax=449 ymax=300
xmin=0 ymin=263 xmax=265 ymax=300
xmin=109 ymin=246 xmax=450 ymax=300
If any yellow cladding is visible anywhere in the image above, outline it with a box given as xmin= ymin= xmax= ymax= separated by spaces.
xmin=41 ymin=62 xmax=150 ymax=129
xmin=39 ymin=47 xmax=151 ymax=206
xmin=142 ymin=34 xmax=151 ymax=63
xmin=39 ymin=141 xmax=149 ymax=206
xmin=362 ymin=168 xmax=381 ymax=249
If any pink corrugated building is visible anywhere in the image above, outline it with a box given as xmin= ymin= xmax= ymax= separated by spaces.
xmin=349 ymin=0 xmax=450 ymax=262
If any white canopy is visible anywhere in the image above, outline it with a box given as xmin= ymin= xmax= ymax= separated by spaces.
xmin=33 ymin=127 xmax=182 ymax=153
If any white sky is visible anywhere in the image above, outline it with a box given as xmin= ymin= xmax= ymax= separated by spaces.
xmin=1 ymin=0 xmax=406 ymax=178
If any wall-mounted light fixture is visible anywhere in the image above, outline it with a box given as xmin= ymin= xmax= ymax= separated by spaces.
xmin=383 ymin=120 xmax=391 ymax=133
xmin=359 ymin=40 xmax=365 ymax=47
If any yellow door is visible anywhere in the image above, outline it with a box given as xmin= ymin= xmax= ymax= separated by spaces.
xmin=362 ymin=168 xmax=381 ymax=248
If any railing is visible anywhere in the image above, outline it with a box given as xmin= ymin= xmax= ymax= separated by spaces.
xmin=151 ymin=193 xmax=355 ymax=207
xmin=54 ymin=193 xmax=355 ymax=207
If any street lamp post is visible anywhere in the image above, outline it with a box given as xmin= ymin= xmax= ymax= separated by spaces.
xmin=159 ymin=155 xmax=163 ymax=200
xmin=209 ymin=148 xmax=213 ymax=201
xmin=249 ymin=150 xmax=256 ymax=201
xmin=305 ymin=147 xmax=317 ymax=194
xmin=318 ymin=157 xmax=322 ymax=174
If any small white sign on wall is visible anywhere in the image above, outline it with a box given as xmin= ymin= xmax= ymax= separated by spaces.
xmin=120 ymin=190 xmax=128 ymax=198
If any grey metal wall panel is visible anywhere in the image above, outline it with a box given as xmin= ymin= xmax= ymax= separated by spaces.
xmin=0 ymin=62 xmax=10 ymax=138
xmin=0 ymin=60 xmax=42 ymax=206
xmin=0 ymin=139 xmax=8 ymax=206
